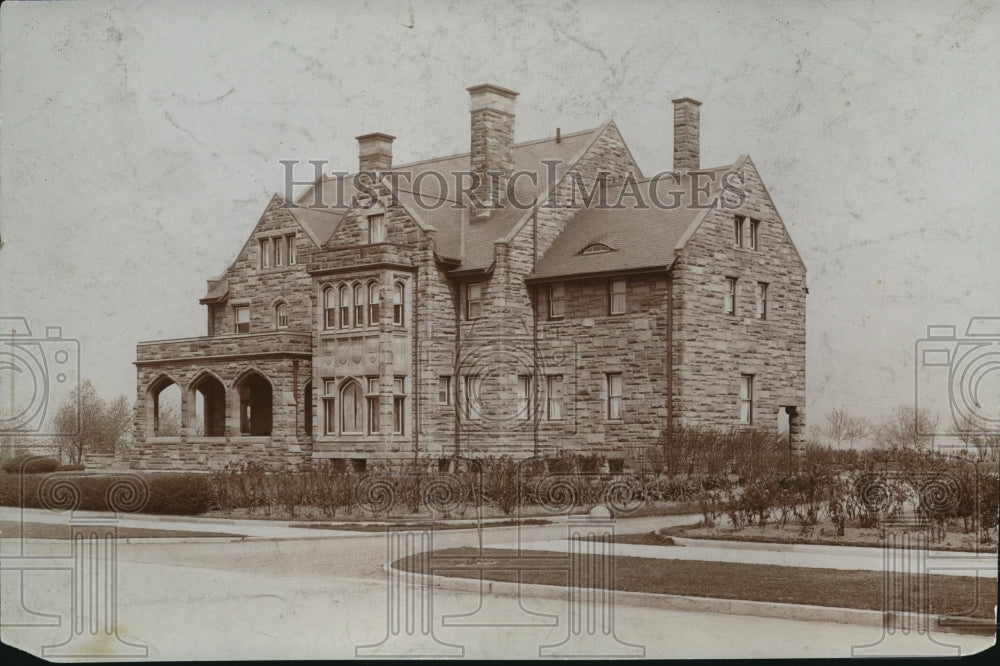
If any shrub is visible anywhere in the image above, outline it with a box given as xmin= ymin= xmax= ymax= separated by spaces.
xmin=2 ymin=455 xmax=60 ymax=475
xmin=0 ymin=471 xmax=212 ymax=515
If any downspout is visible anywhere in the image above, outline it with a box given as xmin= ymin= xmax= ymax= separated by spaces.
xmin=412 ymin=265 xmax=420 ymax=459
xmin=453 ymin=205 xmax=467 ymax=459
xmin=532 ymin=207 xmax=539 ymax=456
xmin=665 ymin=270 xmax=674 ymax=449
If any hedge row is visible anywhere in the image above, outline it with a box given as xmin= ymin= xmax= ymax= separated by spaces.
xmin=0 ymin=472 xmax=213 ymax=515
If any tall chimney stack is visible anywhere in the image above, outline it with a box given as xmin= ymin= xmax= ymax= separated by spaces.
xmin=467 ymin=84 xmax=518 ymax=214
xmin=356 ymin=132 xmax=395 ymax=172
xmin=672 ymin=98 xmax=701 ymax=171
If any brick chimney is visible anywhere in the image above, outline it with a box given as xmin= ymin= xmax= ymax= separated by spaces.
xmin=672 ymin=98 xmax=701 ymax=171
xmin=467 ymin=84 xmax=518 ymax=213
xmin=356 ymin=132 xmax=395 ymax=172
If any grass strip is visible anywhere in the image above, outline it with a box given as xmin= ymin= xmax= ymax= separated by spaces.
xmin=396 ymin=547 xmax=997 ymax=619
xmin=1 ymin=521 xmax=245 ymax=540
xmin=289 ymin=518 xmax=550 ymax=531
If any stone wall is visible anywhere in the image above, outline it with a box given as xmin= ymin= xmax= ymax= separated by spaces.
xmin=670 ymin=157 xmax=807 ymax=447
xmin=210 ymin=195 xmax=316 ymax=337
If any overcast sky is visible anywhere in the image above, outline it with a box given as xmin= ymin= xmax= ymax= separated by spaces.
xmin=1 ymin=0 xmax=997 ymax=439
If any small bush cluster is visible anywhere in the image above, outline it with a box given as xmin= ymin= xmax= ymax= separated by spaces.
xmin=2 ymin=455 xmax=61 ymax=475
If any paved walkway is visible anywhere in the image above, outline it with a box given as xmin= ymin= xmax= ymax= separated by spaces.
xmin=2 ymin=506 xmax=996 ymax=579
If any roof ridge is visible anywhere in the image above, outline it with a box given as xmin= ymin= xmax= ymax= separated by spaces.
xmin=369 ymin=126 xmax=602 ymax=172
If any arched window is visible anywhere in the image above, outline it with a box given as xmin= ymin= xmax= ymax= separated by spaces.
xmin=368 ymin=282 xmax=380 ymax=325
xmin=393 ymin=282 xmax=405 ymax=326
xmin=353 ymin=283 xmax=365 ymax=327
xmin=340 ymin=380 xmax=364 ymax=435
xmin=323 ymin=288 xmax=336 ymax=329
xmin=274 ymin=302 xmax=288 ymax=329
xmin=338 ymin=284 xmax=351 ymax=329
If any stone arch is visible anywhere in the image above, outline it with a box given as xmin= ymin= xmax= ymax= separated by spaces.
xmin=233 ymin=368 xmax=274 ymax=436
xmin=146 ymin=373 xmax=182 ymax=438
xmin=189 ymin=369 xmax=227 ymax=437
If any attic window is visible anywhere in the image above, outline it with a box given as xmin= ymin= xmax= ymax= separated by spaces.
xmin=580 ymin=243 xmax=614 ymax=255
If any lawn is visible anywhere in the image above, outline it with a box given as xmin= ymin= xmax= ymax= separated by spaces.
xmin=289 ymin=518 xmax=550 ymax=532
xmin=659 ymin=519 xmax=998 ymax=553
xmin=0 ymin=521 xmax=245 ymax=540
xmin=395 ymin=547 xmax=997 ymax=619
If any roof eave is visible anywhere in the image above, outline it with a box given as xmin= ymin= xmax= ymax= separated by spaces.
xmin=525 ymin=263 xmax=674 ymax=285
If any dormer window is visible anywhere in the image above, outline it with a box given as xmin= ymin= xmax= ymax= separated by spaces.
xmin=581 ymin=243 xmax=614 ymax=255
xmin=466 ymin=282 xmax=483 ymax=320
xmin=368 ymin=214 xmax=385 ymax=244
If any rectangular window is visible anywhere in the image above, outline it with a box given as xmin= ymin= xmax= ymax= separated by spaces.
xmin=609 ymin=279 xmax=627 ymax=315
xmin=733 ymin=216 xmax=744 ymax=248
xmin=260 ymin=239 xmax=271 ymax=269
xmin=546 ymin=375 xmax=563 ymax=421
xmin=606 ymin=373 xmax=623 ymax=420
xmin=274 ymin=236 xmax=284 ymax=267
xmin=438 ymin=376 xmax=452 ymax=405
xmin=286 ymin=234 xmax=296 ymax=264
xmin=517 ymin=375 xmax=533 ymax=420
xmin=725 ymin=277 xmax=737 ymax=315
xmin=756 ymin=282 xmax=768 ymax=320
xmin=466 ymin=282 xmax=483 ymax=320
xmin=393 ymin=378 xmax=405 ymax=435
xmin=749 ymin=220 xmax=760 ymax=250
xmin=740 ymin=374 xmax=754 ymax=424
xmin=463 ymin=375 xmax=482 ymax=419
xmin=368 ymin=214 xmax=385 ymax=244
xmin=323 ymin=380 xmax=336 ymax=435
xmin=549 ymin=283 xmax=565 ymax=319
xmin=235 ymin=306 xmax=250 ymax=334
xmin=367 ymin=378 xmax=380 ymax=435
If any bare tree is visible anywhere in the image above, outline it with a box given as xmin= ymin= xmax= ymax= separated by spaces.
xmin=53 ymin=380 xmax=136 ymax=464
xmin=823 ymin=408 xmax=869 ymax=449
xmin=950 ymin=415 xmax=1000 ymax=462
xmin=823 ymin=408 xmax=850 ymax=449
xmin=874 ymin=404 xmax=938 ymax=451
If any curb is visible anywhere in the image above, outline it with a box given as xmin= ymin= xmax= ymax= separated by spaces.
xmin=670 ymin=536 xmax=999 ymax=559
xmin=391 ymin=563 xmax=997 ymax=637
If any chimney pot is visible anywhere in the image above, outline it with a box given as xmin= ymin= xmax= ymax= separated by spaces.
xmin=356 ymin=132 xmax=395 ymax=173
xmin=672 ymin=98 xmax=702 ymax=171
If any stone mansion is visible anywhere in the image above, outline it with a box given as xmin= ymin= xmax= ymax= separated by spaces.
xmin=133 ymin=84 xmax=807 ymax=471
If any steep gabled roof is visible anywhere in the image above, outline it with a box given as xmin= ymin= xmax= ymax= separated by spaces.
xmin=349 ymin=127 xmax=604 ymax=269
xmin=526 ymin=163 xmax=737 ymax=282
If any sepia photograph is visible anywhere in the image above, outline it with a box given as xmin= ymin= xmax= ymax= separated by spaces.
xmin=0 ymin=0 xmax=996 ymax=659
